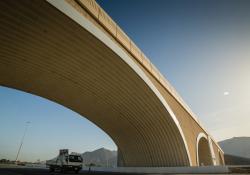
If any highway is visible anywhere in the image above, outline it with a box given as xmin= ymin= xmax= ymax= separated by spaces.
xmin=0 ymin=168 xmax=124 ymax=175
xmin=0 ymin=164 xmax=249 ymax=175
xmin=0 ymin=167 xmax=248 ymax=175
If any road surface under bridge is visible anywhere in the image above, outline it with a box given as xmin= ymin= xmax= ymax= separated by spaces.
xmin=0 ymin=0 xmax=224 ymax=167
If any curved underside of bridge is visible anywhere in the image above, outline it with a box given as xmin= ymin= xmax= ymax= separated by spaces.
xmin=0 ymin=0 xmax=191 ymax=167
xmin=0 ymin=0 xmax=225 ymax=167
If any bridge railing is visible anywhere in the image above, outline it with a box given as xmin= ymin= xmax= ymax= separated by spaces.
xmin=77 ymin=0 xmax=198 ymax=122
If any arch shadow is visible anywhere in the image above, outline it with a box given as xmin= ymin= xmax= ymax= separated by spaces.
xmin=196 ymin=133 xmax=213 ymax=166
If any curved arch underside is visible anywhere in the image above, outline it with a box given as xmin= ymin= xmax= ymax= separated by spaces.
xmin=218 ymin=152 xmax=224 ymax=165
xmin=197 ymin=138 xmax=213 ymax=166
xmin=0 ymin=0 xmax=190 ymax=167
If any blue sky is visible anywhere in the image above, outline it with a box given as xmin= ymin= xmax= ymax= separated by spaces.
xmin=96 ymin=0 xmax=250 ymax=140
xmin=0 ymin=87 xmax=116 ymax=162
xmin=1 ymin=0 xmax=250 ymax=162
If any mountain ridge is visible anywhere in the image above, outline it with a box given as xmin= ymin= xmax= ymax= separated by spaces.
xmin=81 ymin=147 xmax=117 ymax=167
xmin=219 ymin=137 xmax=250 ymax=159
xmin=80 ymin=136 xmax=250 ymax=166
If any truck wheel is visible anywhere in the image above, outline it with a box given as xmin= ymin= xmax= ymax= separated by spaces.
xmin=49 ymin=167 xmax=55 ymax=172
xmin=74 ymin=169 xmax=79 ymax=174
xmin=60 ymin=168 xmax=65 ymax=173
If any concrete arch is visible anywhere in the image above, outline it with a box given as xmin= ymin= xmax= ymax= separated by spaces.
xmin=218 ymin=149 xmax=224 ymax=165
xmin=196 ymin=133 xmax=213 ymax=166
xmin=0 ymin=0 xmax=191 ymax=167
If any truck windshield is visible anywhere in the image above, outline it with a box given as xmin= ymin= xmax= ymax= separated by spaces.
xmin=69 ymin=155 xmax=82 ymax=162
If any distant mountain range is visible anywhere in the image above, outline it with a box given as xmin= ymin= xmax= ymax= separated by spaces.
xmin=81 ymin=148 xmax=117 ymax=167
xmin=80 ymin=137 xmax=250 ymax=166
xmin=218 ymin=137 xmax=250 ymax=165
xmin=219 ymin=137 xmax=250 ymax=159
xmin=223 ymin=154 xmax=250 ymax=165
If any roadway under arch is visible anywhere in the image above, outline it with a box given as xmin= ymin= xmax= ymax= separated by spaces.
xmin=0 ymin=0 xmax=191 ymax=167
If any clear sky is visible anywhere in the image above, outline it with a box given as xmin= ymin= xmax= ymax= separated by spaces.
xmin=1 ymin=0 xmax=250 ymax=162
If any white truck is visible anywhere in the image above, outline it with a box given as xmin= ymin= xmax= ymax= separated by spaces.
xmin=46 ymin=149 xmax=82 ymax=173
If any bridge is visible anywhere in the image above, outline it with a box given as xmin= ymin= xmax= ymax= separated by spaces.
xmin=0 ymin=0 xmax=224 ymax=167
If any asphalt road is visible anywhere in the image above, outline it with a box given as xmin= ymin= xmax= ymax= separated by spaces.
xmin=2 ymin=167 xmax=250 ymax=175
xmin=0 ymin=168 xmax=248 ymax=175
xmin=0 ymin=168 xmax=126 ymax=175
